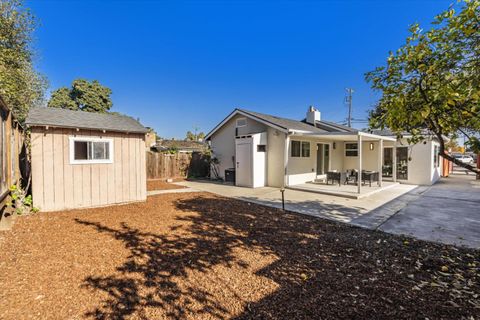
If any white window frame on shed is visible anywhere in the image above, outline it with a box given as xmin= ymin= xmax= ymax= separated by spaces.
xmin=69 ymin=136 xmax=114 ymax=164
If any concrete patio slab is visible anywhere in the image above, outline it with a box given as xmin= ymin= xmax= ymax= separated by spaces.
xmin=288 ymin=181 xmax=400 ymax=199
xmin=174 ymin=180 xmax=417 ymax=228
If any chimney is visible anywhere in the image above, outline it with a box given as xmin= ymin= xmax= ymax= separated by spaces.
xmin=306 ymin=106 xmax=321 ymax=125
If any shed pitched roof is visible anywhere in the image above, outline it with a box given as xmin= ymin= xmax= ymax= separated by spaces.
xmin=25 ymin=107 xmax=148 ymax=134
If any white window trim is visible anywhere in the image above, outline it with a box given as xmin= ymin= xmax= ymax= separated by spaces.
xmin=291 ymin=140 xmax=311 ymax=158
xmin=345 ymin=142 xmax=358 ymax=157
xmin=69 ymin=136 xmax=114 ymax=165
xmin=236 ymin=117 xmax=247 ymax=127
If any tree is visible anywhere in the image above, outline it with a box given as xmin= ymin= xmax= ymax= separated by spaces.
xmin=185 ymin=130 xmax=205 ymax=141
xmin=366 ymin=0 xmax=480 ymax=174
xmin=186 ymin=131 xmax=195 ymax=141
xmin=48 ymin=79 xmax=113 ymax=113
xmin=445 ymin=137 xmax=463 ymax=153
xmin=0 ymin=0 xmax=47 ymax=123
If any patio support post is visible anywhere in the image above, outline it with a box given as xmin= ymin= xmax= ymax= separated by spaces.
xmin=378 ymin=139 xmax=383 ymax=187
xmin=283 ymin=133 xmax=290 ymax=188
xmin=393 ymin=144 xmax=397 ymax=182
xmin=357 ymin=134 xmax=362 ymax=194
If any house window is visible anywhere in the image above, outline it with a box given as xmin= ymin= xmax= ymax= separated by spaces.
xmin=345 ymin=143 xmax=358 ymax=157
xmin=70 ymin=137 xmax=113 ymax=164
xmin=291 ymin=141 xmax=301 ymax=157
xmin=236 ymin=118 xmax=247 ymax=127
xmin=291 ymin=141 xmax=310 ymax=158
xmin=301 ymin=141 xmax=310 ymax=157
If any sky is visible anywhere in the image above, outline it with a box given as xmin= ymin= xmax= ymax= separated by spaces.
xmin=28 ymin=0 xmax=453 ymax=139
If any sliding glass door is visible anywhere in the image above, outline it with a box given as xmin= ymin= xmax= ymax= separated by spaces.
xmin=383 ymin=147 xmax=393 ymax=178
xmin=396 ymin=147 xmax=408 ymax=180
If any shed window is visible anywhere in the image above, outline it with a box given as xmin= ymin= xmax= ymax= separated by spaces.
xmin=345 ymin=143 xmax=358 ymax=157
xmin=70 ymin=137 xmax=113 ymax=164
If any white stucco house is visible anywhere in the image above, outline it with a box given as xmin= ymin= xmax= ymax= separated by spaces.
xmin=205 ymin=107 xmax=443 ymax=194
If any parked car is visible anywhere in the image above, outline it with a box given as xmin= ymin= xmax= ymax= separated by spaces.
xmin=454 ymin=154 xmax=474 ymax=164
xmin=472 ymin=153 xmax=478 ymax=163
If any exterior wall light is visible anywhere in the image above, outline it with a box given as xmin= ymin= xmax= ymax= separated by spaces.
xmin=333 ymin=142 xmax=336 ymax=150
xmin=369 ymin=142 xmax=374 ymax=151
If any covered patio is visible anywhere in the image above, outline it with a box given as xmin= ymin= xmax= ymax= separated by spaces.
xmin=284 ymin=131 xmax=398 ymax=198
xmin=288 ymin=180 xmax=400 ymax=199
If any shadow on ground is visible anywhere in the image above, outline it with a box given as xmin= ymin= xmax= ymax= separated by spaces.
xmin=76 ymin=194 xmax=479 ymax=319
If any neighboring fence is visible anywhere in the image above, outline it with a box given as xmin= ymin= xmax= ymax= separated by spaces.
xmin=0 ymin=95 xmax=26 ymax=230
xmin=146 ymin=151 xmax=210 ymax=180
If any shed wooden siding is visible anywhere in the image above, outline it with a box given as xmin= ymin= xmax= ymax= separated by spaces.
xmin=30 ymin=127 xmax=146 ymax=211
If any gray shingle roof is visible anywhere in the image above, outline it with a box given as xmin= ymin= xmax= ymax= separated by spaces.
xmin=315 ymin=120 xmax=358 ymax=133
xmin=237 ymin=109 xmax=327 ymax=133
xmin=238 ymin=109 xmax=357 ymax=133
xmin=25 ymin=107 xmax=148 ymax=134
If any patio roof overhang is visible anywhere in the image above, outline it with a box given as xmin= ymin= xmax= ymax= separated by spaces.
xmin=290 ymin=130 xmax=397 ymax=142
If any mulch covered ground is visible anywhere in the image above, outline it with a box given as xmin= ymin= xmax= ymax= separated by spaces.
xmin=146 ymin=179 xmax=186 ymax=191
xmin=0 ymin=192 xmax=479 ymax=319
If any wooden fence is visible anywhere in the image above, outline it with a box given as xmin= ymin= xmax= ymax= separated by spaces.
xmin=146 ymin=151 xmax=210 ymax=180
xmin=0 ymin=95 xmax=26 ymax=230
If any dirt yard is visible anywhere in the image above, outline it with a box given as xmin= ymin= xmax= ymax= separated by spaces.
xmin=147 ymin=179 xmax=186 ymax=191
xmin=0 ymin=192 xmax=479 ymax=319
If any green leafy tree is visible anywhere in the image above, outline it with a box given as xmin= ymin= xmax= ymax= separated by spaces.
xmin=366 ymin=0 xmax=480 ymax=174
xmin=48 ymin=79 xmax=113 ymax=113
xmin=0 ymin=0 xmax=47 ymax=123
xmin=186 ymin=131 xmax=195 ymax=141
xmin=186 ymin=130 xmax=205 ymax=141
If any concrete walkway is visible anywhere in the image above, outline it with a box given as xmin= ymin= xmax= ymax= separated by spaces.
xmin=177 ymin=175 xmax=480 ymax=249
xmin=378 ymin=173 xmax=480 ymax=249
xmin=147 ymin=188 xmax=201 ymax=196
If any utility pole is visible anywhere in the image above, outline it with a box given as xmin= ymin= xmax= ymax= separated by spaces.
xmin=193 ymin=125 xmax=200 ymax=141
xmin=345 ymin=88 xmax=354 ymax=128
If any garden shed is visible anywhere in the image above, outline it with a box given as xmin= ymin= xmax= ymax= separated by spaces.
xmin=26 ymin=107 xmax=148 ymax=211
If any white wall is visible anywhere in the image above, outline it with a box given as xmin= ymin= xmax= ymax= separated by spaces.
xmin=343 ymin=141 xmax=381 ymax=172
xmin=286 ymin=137 xmax=316 ymax=185
xmin=387 ymin=138 xmax=441 ymax=185
xmin=330 ymin=142 xmax=344 ymax=171
xmin=252 ymin=133 xmax=267 ymax=187
xmin=400 ymin=139 xmax=441 ymax=185
xmin=209 ymin=114 xmax=267 ymax=180
xmin=266 ymin=128 xmax=285 ymax=187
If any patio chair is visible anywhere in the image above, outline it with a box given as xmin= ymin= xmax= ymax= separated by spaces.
xmin=326 ymin=171 xmax=341 ymax=186
xmin=361 ymin=170 xmax=379 ymax=187
xmin=344 ymin=169 xmax=358 ymax=185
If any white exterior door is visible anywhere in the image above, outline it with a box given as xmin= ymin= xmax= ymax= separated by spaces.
xmin=236 ymin=141 xmax=252 ymax=187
